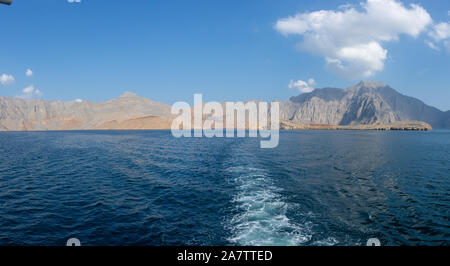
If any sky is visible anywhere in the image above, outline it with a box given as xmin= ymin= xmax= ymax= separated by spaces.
xmin=0 ymin=0 xmax=449 ymax=110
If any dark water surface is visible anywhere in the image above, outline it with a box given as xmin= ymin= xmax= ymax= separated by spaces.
xmin=0 ymin=130 xmax=449 ymax=246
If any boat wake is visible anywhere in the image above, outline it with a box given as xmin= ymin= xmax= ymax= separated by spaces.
xmin=226 ymin=166 xmax=312 ymax=246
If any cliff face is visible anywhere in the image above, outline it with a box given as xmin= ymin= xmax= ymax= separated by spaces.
xmin=280 ymin=81 xmax=449 ymax=129
xmin=0 ymin=92 xmax=172 ymax=131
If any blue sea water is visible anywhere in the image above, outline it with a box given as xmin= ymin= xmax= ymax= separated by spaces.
xmin=0 ymin=130 xmax=449 ymax=246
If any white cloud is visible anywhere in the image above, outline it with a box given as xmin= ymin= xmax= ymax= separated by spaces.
xmin=288 ymin=78 xmax=315 ymax=93
xmin=26 ymin=69 xmax=33 ymax=77
xmin=20 ymin=85 xmax=42 ymax=99
xmin=275 ymin=0 xmax=432 ymax=79
xmin=74 ymin=99 xmax=83 ymax=102
xmin=67 ymin=0 xmax=81 ymax=3
xmin=338 ymin=4 xmax=354 ymax=11
xmin=425 ymin=40 xmax=440 ymax=51
xmin=428 ymin=22 xmax=450 ymax=42
xmin=0 ymin=74 xmax=15 ymax=85
xmin=425 ymin=22 xmax=450 ymax=52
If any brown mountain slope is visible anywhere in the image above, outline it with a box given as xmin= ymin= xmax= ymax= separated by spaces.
xmin=0 ymin=92 xmax=172 ymax=131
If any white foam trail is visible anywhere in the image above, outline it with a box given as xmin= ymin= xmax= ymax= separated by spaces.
xmin=226 ymin=166 xmax=312 ymax=246
xmin=312 ymin=237 xmax=339 ymax=246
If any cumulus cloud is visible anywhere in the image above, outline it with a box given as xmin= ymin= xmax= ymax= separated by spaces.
xmin=20 ymin=85 xmax=42 ymax=99
xmin=425 ymin=22 xmax=450 ymax=53
xmin=0 ymin=74 xmax=15 ymax=85
xmin=428 ymin=22 xmax=450 ymax=42
xmin=26 ymin=69 xmax=33 ymax=77
xmin=67 ymin=0 xmax=81 ymax=3
xmin=74 ymin=99 xmax=83 ymax=102
xmin=288 ymin=78 xmax=315 ymax=93
xmin=275 ymin=0 xmax=432 ymax=79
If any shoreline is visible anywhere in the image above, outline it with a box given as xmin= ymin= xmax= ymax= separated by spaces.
xmin=0 ymin=124 xmax=433 ymax=133
xmin=280 ymin=120 xmax=432 ymax=131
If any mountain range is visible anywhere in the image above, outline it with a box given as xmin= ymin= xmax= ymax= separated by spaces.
xmin=0 ymin=81 xmax=448 ymax=131
xmin=280 ymin=81 xmax=449 ymax=129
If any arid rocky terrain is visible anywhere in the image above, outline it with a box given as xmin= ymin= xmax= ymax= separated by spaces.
xmin=0 ymin=81 xmax=447 ymax=131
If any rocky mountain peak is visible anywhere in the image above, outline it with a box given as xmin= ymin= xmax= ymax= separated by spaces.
xmin=352 ymin=80 xmax=387 ymax=90
xmin=118 ymin=92 xmax=139 ymax=99
xmin=361 ymin=80 xmax=387 ymax=88
xmin=281 ymin=81 xmax=449 ymax=128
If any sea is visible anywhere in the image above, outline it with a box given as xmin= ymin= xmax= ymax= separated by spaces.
xmin=0 ymin=130 xmax=449 ymax=246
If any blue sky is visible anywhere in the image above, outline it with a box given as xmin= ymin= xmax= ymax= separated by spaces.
xmin=0 ymin=0 xmax=449 ymax=110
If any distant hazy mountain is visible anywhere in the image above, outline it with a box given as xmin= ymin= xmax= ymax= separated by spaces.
xmin=0 ymin=81 xmax=448 ymax=131
xmin=280 ymin=81 xmax=449 ymax=129
xmin=0 ymin=92 xmax=173 ymax=131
